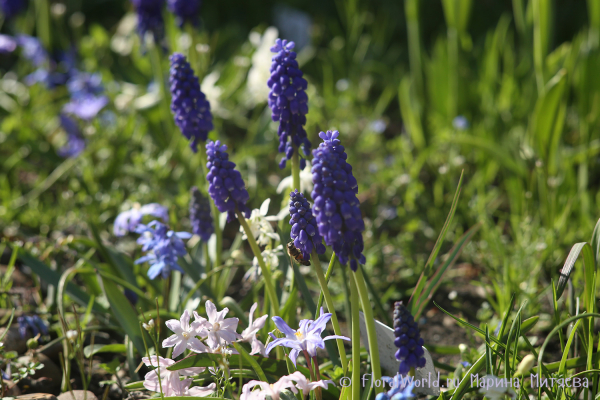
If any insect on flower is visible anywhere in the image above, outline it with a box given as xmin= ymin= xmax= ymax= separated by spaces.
xmin=287 ymin=241 xmax=310 ymax=266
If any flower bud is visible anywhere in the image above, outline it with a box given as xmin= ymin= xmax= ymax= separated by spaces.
xmin=514 ymin=354 xmax=535 ymax=376
xmin=27 ymin=337 xmax=39 ymax=350
xmin=66 ymin=330 xmax=78 ymax=343
xmin=143 ymin=319 xmax=155 ymax=331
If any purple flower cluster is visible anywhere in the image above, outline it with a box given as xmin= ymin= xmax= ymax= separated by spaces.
xmin=17 ymin=315 xmax=49 ymax=339
xmin=169 ymin=53 xmax=213 ymax=152
xmin=131 ymin=0 xmax=165 ymax=44
xmin=289 ymin=189 xmax=325 ymax=262
xmin=135 ymin=221 xmax=192 ymax=279
xmin=0 ymin=0 xmax=27 ymax=19
xmin=167 ymin=0 xmax=201 ymax=27
xmin=205 ymin=141 xmax=251 ymax=222
xmin=57 ymin=115 xmax=86 ymax=158
xmin=393 ymin=301 xmax=426 ymax=375
xmin=190 ymin=186 xmax=214 ymax=242
xmin=268 ymin=39 xmax=310 ymax=170
xmin=311 ymin=130 xmax=365 ymax=271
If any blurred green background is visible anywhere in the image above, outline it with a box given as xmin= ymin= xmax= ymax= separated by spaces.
xmin=2 ymin=0 xmax=600 ymax=324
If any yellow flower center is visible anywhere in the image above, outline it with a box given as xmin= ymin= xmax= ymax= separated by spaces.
xmin=182 ymin=331 xmax=190 ymax=339
xmin=213 ymin=322 xmax=220 ymax=331
xmin=295 ymin=331 xmax=304 ymax=340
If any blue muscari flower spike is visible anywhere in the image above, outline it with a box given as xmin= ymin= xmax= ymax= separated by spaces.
xmin=190 ymin=186 xmax=214 ymax=242
xmin=393 ymin=301 xmax=426 ymax=375
xmin=0 ymin=0 xmax=27 ymax=19
xmin=17 ymin=315 xmax=49 ymax=339
xmin=124 ymin=288 xmax=139 ymax=305
xmin=268 ymin=38 xmax=310 ymax=170
xmin=58 ymin=115 xmax=86 ymax=158
xmin=134 ymin=220 xmax=192 ymax=279
xmin=169 ymin=53 xmax=213 ymax=152
xmin=311 ymin=130 xmax=365 ymax=271
xmin=167 ymin=0 xmax=201 ymax=27
xmin=131 ymin=0 xmax=166 ymax=44
xmin=289 ymin=189 xmax=326 ymax=262
xmin=205 ymin=140 xmax=251 ymax=223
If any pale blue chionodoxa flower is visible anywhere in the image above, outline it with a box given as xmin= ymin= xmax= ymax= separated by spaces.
xmin=266 ymin=307 xmax=349 ymax=366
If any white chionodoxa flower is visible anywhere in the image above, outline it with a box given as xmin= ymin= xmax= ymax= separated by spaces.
xmin=240 ymin=199 xmax=280 ymax=246
xmin=247 ymin=27 xmax=279 ymax=105
xmin=200 ymin=300 xmax=241 ymax=348
xmin=142 ymin=356 xmax=214 ymax=397
xmin=162 ymin=309 xmax=208 ymax=357
xmin=245 ymin=244 xmax=284 ymax=283
xmin=239 ymin=302 xmax=269 ymax=357
xmin=241 ymin=371 xmax=333 ymax=400
xmin=276 ymin=160 xmax=314 ymax=196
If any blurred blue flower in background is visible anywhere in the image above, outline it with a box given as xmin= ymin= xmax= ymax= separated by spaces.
xmin=0 ymin=34 xmax=17 ymax=53
xmin=57 ymin=115 xmax=86 ymax=158
xmin=63 ymin=95 xmax=109 ymax=120
xmin=17 ymin=315 xmax=49 ymax=339
xmin=131 ymin=0 xmax=166 ymax=45
xmin=452 ymin=116 xmax=469 ymax=131
xmin=114 ymin=202 xmax=169 ymax=236
xmin=167 ymin=0 xmax=201 ymax=27
xmin=0 ymin=0 xmax=27 ymax=19
xmin=16 ymin=35 xmax=47 ymax=67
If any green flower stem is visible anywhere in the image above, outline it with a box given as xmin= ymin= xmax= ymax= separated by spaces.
xmin=35 ymin=0 xmax=51 ymax=49
xmin=354 ymin=267 xmax=383 ymax=394
xmin=315 ymin=254 xmax=335 ymax=312
xmin=236 ymin=210 xmax=280 ymax=316
xmin=291 ymin=144 xmax=301 ymax=192
xmin=312 ymin=251 xmax=348 ymax=374
xmin=348 ymin=273 xmax=361 ymax=399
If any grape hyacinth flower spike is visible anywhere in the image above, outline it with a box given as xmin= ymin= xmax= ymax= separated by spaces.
xmin=205 ymin=140 xmax=251 ymax=222
xmin=189 ymin=187 xmax=214 ymax=242
xmin=169 ymin=53 xmax=213 ymax=152
xmin=311 ymin=130 xmax=366 ymax=271
xmin=135 ymin=221 xmax=192 ymax=279
xmin=167 ymin=0 xmax=201 ymax=27
xmin=131 ymin=0 xmax=166 ymax=45
xmin=268 ymin=38 xmax=310 ymax=169
xmin=289 ymin=189 xmax=326 ymax=262
xmin=0 ymin=0 xmax=27 ymax=19
xmin=393 ymin=301 xmax=426 ymax=375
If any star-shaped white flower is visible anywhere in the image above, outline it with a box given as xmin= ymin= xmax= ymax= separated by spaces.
xmin=276 ymin=161 xmax=314 ymax=195
xmin=241 ymin=374 xmax=298 ymax=400
xmin=240 ymin=199 xmax=280 ymax=246
xmin=162 ymin=309 xmax=208 ymax=358
xmin=142 ymin=356 xmax=205 ymax=397
xmin=203 ymin=300 xmax=241 ymax=348
xmin=239 ymin=302 xmax=269 ymax=357
xmin=287 ymin=371 xmax=334 ymax=397
xmin=245 ymin=245 xmax=283 ymax=283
